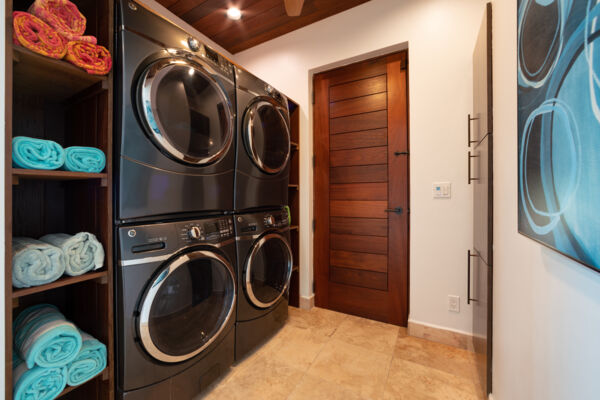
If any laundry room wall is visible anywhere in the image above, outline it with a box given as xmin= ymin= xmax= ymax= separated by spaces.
xmin=491 ymin=0 xmax=600 ymax=399
xmin=234 ymin=0 xmax=486 ymax=335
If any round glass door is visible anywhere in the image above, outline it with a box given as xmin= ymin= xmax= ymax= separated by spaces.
xmin=245 ymin=233 xmax=293 ymax=308
xmin=138 ymin=57 xmax=234 ymax=165
xmin=243 ymin=98 xmax=291 ymax=174
xmin=138 ymin=250 xmax=236 ymax=363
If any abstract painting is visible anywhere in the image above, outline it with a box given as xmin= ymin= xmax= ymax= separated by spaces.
xmin=518 ymin=0 xmax=600 ymax=272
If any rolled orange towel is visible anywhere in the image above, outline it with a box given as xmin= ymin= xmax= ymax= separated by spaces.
xmin=64 ymin=41 xmax=112 ymax=76
xmin=29 ymin=0 xmax=97 ymax=44
xmin=12 ymin=11 xmax=67 ymax=59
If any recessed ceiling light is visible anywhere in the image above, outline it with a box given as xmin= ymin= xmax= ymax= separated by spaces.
xmin=227 ymin=7 xmax=242 ymax=20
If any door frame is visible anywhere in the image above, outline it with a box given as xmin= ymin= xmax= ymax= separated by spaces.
xmin=312 ymin=50 xmax=410 ymax=325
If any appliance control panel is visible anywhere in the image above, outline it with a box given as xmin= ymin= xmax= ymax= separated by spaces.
xmin=178 ymin=217 xmax=234 ymax=245
xmin=235 ymin=209 xmax=289 ymax=236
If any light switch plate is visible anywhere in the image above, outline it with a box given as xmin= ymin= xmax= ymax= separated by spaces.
xmin=433 ymin=182 xmax=451 ymax=199
xmin=448 ymin=295 xmax=460 ymax=313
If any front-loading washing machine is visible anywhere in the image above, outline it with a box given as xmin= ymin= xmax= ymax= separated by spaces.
xmin=234 ymin=68 xmax=291 ymax=211
xmin=116 ymin=0 xmax=236 ymax=223
xmin=116 ymin=216 xmax=236 ymax=399
xmin=234 ymin=208 xmax=293 ymax=360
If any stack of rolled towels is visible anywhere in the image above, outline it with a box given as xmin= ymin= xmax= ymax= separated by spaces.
xmin=13 ymin=136 xmax=106 ymax=173
xmin=13 ymin=232 xmax=105 ymax=288
xmin=13 ymin=304 xmax=107 ymax=400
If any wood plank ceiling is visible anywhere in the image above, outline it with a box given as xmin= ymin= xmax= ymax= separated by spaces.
xmin=157 ymin=0 xmax=372 ymax=53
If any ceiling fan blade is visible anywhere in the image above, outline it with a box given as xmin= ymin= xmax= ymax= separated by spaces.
xmin=284 ymin=0 xmax=305 ymax=16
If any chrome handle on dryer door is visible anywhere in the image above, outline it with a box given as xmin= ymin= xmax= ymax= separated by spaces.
xmin=467 ymin=250 xmax=479 ymax=305
xmin=468 ymin=151 xmax=480 ymax=185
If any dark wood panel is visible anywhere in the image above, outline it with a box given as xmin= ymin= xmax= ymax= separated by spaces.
xmin=329 ymin=92 xmax=386 ymax=118
xmin=330 ymin=128 xmax=387 ymax=150
xmin=158 ymin=0 xmax=373 ymax=53
xmin=328 ymin=282 xmax=390 ymax=322
xmin=320 ymin=57 xmax=387 ymax=86
xmin=330 ymin=233 xmax=387 ymax=254
xmin=330 ymin=217 xmax=388 ymax=237
xmin=330 ymin=110 xmax=387 ymax=134
xmin=330 ymin=266 xmax=387 ymax=291
xmin=330 ymin=165 xmax=387 ymax=183
xmin=330 ymin=75 xmax=386 ymax=102
xmin=330 ymin=200 xmax=387 ymax=218
xmin=330 ymin=183 xmax=387 ymax=201
xmin=330 ymin=146 xmax=387 ymax=167
xmin=330 ymin=250 xmax=387 ymax=273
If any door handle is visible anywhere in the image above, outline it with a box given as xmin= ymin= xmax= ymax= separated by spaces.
xmin=394 ymin=151 xmax=409 ymax=156
xmin=468 ymin=114 xmax=479 ymax=147
xmin=468 ymin=151 xmax=480 ymax=185
xmin=467 ymin=250 xmax=479 ymax=304
xmin=385 ymin=207 xmax=403 ymax=215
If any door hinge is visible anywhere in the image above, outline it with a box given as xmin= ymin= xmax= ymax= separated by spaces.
xmin=312 ymin=219 xmax=316 ymax=232
xmin=312 ymin=154 xmax=316 ymax=168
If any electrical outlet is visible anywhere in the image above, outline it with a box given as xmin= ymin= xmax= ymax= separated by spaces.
xmin=448 ymin=295 xmax=460 ymax=313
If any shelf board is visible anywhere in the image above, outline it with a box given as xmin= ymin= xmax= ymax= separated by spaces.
xmin=292 ymin=264 xmax=299 ymax=272
xmin=288 ymin=184 xmax=299 ymax=189
xmin=12 ymin=170 xmax=108 ymax=186
xmin=12 ymin=270 xmax=108 ymax=300
xmin=291 ymin=142 xmax=299 ymax=150
xmin=290 ymin=225 xmax=299 ymax=231
xmin=55 ymin=373 xmax=103 ymax=399
xmin=12 ymin=46 xmax=108 ymax=103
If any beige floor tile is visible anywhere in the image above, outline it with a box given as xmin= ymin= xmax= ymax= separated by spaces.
xmin=384 ymin=358 xmax=482 ymax=400
xmin=202 ymin=354 xmax=305 ymax=400
xmin=394 ymin=336 xmax=478 ymax=381
xmin=287 ymin=306 xmax=348 ymax=337
xmin=331 ymin=314 xmax=400 ymax=355
xmin=288 ymin=374 xmax=366 ymax=400
xmin=306 ymin=339 xmax=392 ymax=399
xmin=259 ymin=323 xmax=330 ymax=369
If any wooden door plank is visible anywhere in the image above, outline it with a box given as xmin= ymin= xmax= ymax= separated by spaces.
xmin=322 ymin=57 xmax=387 ymax=86
xmin=330 ymin=183 xmax=387 ymax=201
xmin=386 ymin=52 xmax=409 ymax=326
xmin=330 ymin=128 xmax=387 ymax=150
xmin=330 ymin=165 xmax=387 ymax=183
xmin=313 ymin=73 xmax=331 ymax=307
xmin=330 ymin=250 xmax=387 ymax=272
xmin=330 ymin=200 xmax=387 ymax=218
xmin=329 ymin=92 xmax=387 ymax=118
xmin=330 ymin=110 xmax=387 ymax=134
xmin=330 ymin=217 xmax=388 ymax=237
xmin=330 ymin=75 xmax=387 ymax=102
xmin=328 ymin=282 xmax=390 ymax=322
xmin=330 ymin=266 xmax=388 ymax=291
xmin=330 ymin=146 xmax=387 ymax=167
xmin=331 ymin=233 xmax=388 ymax=254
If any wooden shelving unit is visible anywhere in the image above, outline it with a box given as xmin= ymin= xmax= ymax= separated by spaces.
xmin=5 ymin=1 xmax=114 ymax=399
xmin=287 ymin=99 xmax=300 ymax=308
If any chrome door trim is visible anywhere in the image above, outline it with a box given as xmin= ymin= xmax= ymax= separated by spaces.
xmin=244 ymin=233 xmax=293 ymax=309
xmin=138 ymin=250 xmax=236 ymax=363
xmin=138 ymin=54 xmax=234 ymax=166
xmin=242 ymin=96 xmax=291 ymax=174
xmin=119 ymin=238 xmax=236 ymax=267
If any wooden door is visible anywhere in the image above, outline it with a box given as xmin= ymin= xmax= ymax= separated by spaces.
xmin=313 ymin=52 xmax=409 ymax=326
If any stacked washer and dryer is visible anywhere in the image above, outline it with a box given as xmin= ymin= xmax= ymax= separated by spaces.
xmin=114 ymin=1 xmax=294 ymax=399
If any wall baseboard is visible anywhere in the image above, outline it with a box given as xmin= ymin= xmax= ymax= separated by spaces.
xmin=407 ymin=320 xmax=475 ymax=351
xmin=299 ymin=294 xmax=314 ymax=310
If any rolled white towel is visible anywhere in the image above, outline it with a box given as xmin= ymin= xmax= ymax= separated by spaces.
xmin=40 ymin=233 xmax=104 ymax=276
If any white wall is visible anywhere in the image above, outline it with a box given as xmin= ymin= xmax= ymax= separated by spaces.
xmin=235 ymin=0 xmax=486 ymax=334
xmin=492 ymin=1 xmax=600 ymax=399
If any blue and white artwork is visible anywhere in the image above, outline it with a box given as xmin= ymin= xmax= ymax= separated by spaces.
xmin=518 ymin=0 xmax=600 ymax=272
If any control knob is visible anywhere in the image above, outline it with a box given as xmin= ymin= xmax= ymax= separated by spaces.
xmin=188 ymin=226 xmax=201 ymax=240
xmin=265 ymin=215 xmax=274 ymax=225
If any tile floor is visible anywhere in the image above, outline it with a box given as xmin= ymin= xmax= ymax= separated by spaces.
xmin=198 ymin=307 xmax=483 ymax=400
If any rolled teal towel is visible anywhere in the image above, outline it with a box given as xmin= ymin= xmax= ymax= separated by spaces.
xmin=62 ymin=146 xmax=106 ymax=173
xmin=13 ymin=356 xmax=67 ymax=400
xmin=66 ymin=332 xmax=107 ymax=386
xmin=12 ymin=237 xmax=66 ymax=289
xmin=14 ymin=304 xmax=82 ymax=369
xmin=12 ymin=136 xmax=65 ymax=170
xmin=40 ymin=233 xmax=104 ymax=276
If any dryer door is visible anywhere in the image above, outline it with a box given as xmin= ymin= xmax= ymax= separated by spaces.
xmin=243 ymin=97 xmax=291 ymax=174
xmin=244 ymin=232 xmax=293 ymax=308
xmin=138 ymin=249 xmax=236 ymax=363
xmin=138 ymin=57 xmax=234 ymax=166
